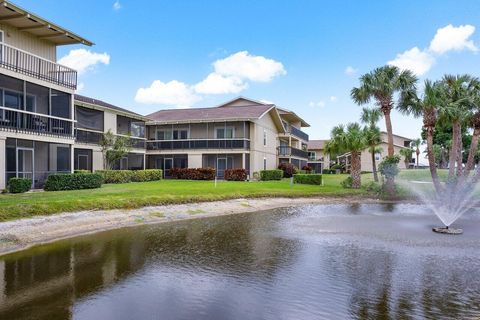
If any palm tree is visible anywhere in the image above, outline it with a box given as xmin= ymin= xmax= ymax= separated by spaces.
xmin=351 ymin=65 xmax=417 ymax=157
xmin=411 ymin=138 xmax=422 ymax=168
xmin=465 ymin=78 xmax=480 ymax=174
xmin=398 ymin=79 xmax=443 ymax=192
xmin=399 ymin=147 xmax=413 ymax=169
xmin=360 ymin=107 xmax=382 ymax=182
xmin=325 ymin=123 xmax=367 ymax=188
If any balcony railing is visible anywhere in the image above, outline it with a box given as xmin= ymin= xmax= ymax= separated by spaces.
xmin=277 ymin=146 xmax=309 ymax=159
xmin=0 ymin=43 xmax=77 ymax=89
xmin=147 ymin=139 xmax=250 ymax=150
xmin=289 ymin=126 xmax=309 ymax=141
xmin=130 ymin=137 xmax=146 ymax=149
xmin=75 ymin=129 xmax=103 ymax=144
xmin=0 ymin=107 xmax=74 ymax=138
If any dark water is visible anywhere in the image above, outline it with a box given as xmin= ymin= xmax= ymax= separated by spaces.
xmin=0 ymin=204 xmax=479 ymax=320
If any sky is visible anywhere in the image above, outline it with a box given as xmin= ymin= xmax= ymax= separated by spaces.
xmin=13 ymin=0 xmax=480 ymax=140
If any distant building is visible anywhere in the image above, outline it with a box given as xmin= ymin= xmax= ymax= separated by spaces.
xmin=306 ymin=140 xmax=330 ymax=173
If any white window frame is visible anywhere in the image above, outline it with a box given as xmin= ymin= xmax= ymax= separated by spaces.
xmin=308 ymin=151 xmax=316 ymax=161
xmin=215 ymin=126 xmax=235 ymax=139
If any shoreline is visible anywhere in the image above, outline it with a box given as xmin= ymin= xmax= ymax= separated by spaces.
xmin=0 ymin=196 xmax=396 ymax=256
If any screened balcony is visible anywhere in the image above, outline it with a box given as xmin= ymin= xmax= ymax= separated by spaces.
xmin=0 ymin=42 xmax=77 ymax=89
xmin=277 ymin=146 xmax=309 ymax=159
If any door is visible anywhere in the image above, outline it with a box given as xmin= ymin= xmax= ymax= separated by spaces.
xmin=17 ymin=148 xmax=34 ymax=187
xmin=217 ymin=157 xmax=227 ymax=178
xmin=164 ymin=158 xmax=173 ymax=178
xmin=77 ymin=155 xmax=89 ymax=171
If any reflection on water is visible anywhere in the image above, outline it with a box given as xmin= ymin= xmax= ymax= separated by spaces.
xmin=0 ymin=204 xmax=479 ymax=319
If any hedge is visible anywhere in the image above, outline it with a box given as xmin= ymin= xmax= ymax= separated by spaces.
xmin=170 ymin=168 xmax=216 ymax=180
xmin=44 ymin=173 xmax=103 ymax=191
xmin=224 ymin=168 xmax=248 ymax=181
xmin=260 ymin=169 xmax=283 ymax=181
xmin=293 ymin=173 xmax=322 ymax=185
xmin=8 ymin=178 xmax=32 ymax=193
xmin=96 ymin=169 xmax=163 ymax=184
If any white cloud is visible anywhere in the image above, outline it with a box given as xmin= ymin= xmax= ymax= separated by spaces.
xmin=387 ymin=47 xmax=435 ymax=76
xmin=329 ymin=96 xmax=338 ymax=102
xmin=213 ymin=51 xmax=286 ymax=82
xmin=58 ymin=49 xmax=110 ymax=75
xmin=194 ymin=73 xmax=247 ymax=94
xmin=387 ymin=24 xmax=478 ymax=76
xmin=134 ymin=80 xmax=201 ymax=107
xmin=309 ymin=101 xmax=325 ymax=108
xmin=344 ymin=66 xmax=358 ymax=76
xmin=113 ymin=1 xmax=122 ymax=10
xmin=429 ymin=24 xmax=478 ymax=54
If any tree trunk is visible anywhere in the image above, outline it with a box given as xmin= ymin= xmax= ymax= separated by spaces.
xmin=383 ymin=108 xmax=394 ymax=157
xmin=371 ymin=148 xmax=379 ymax=182
xmin=426 ymin=126 xmax=442 ymax=193
xmin=416 ymin=150 xmax=420 ymax=169
xmin=465 ymin=127 xmax=480 ymax=175
xmin=456 ymin=123 xmax=463 ymax=176
xmin=448 ymin=120 xmax=460 ymax=178
xmin=351 ymin=151 xmax=361 ymax=188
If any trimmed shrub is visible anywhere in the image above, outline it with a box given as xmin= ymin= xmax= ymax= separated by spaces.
xmin=224 ymin=168 xmax=248 ymax=181
xmin=170 ymin=168 xmax=216 ymax=180
xmin=340 ymin=176 xmax=353 ymax=188
xmin=131 ymin=169 xmax=163 ymax=182
xmin=260 ymin=169 xmax=283 ymax=181
xmin=96 ymin=170 xmax=133 ymax=184
xmin=278 ymin=162 xmax=297 ymax=178
xmin=44 ymin=173 xmax=103 ymax=191
xmin=294 ymin=174 xmax=322 ymax=185
xmin=8 ymin=178 xmax=32 ymax=193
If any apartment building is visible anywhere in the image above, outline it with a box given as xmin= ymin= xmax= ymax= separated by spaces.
xmin=337 ymin=132 xmax=412 ymax=172
xmin=145 ymin=97 xmax=309 ymax=178
xmin=0 ymin=1 xmax=92 ymax=189
xmin=306 ymin=140 xmax=330 ymax=173
xmin=73 ymin=95 xmax=148 ymax=172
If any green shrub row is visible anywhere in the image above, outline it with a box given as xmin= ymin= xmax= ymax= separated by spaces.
xmin=96 ymin=169 xmax=163 ymax=184
xmin=8 ymin=178 xmax=32 ymax=193
xmin=260 ymin=169 xmax=283 ymax=181
xmin=170 ymin=168 xmax=216 ymax=180
xmin=322 ymin=169 xmax=337 ymax=174
xmin=293 ymin=174 xmax=322 ymax=185
xmin=44 ymin=173 xmax=103 ymax=191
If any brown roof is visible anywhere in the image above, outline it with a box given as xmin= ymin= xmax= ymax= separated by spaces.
xmin=147 ymin=104 xmax=273 ymax=123
xmin=308 ymin=140 xmax=328 ymax=150
xmin=74 ymin=94 xmax=146 ymax=119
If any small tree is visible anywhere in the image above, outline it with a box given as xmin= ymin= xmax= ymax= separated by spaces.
xmin=411 ymin=138 xmax=422 ymax=168
xmin=399 ymin=147 xmax=413 ymax=169
xmin=100 ymin=129 xmax=133 ymax=170
xmin=360 ymin=107 xmax=382 ymax=182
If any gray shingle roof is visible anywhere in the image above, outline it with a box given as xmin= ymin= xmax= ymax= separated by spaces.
xmin=147 ymin=104 xmax=273 ymax=123
xmin=74 ymin=94 xmax=145 ymax=118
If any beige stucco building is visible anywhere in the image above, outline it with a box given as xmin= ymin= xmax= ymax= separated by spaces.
xmin=306 ymin=140 xmax=330 ymax=173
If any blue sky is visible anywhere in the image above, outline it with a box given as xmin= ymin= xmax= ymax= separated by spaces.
xmin=14 ymin=0 xmax=480 ymax=140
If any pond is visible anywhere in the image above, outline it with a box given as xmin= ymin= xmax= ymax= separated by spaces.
xmin=0 ymin=204 xmax=479 ymax=319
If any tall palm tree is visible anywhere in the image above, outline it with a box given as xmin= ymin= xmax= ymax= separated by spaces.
xmin=465 ymin=78 xmax=480 ymax=174
xmin=411 ymin=138 xmax=422 ymax=168
xmin=325 ymin=123 xmax=367 ymax=188
xmin=360 ymin=107 xmax=382 ymax=182
xmin=398 ymin=79 xmax=443 ymax=192
xmin=351 ymin=65 xmax=418 ymax=157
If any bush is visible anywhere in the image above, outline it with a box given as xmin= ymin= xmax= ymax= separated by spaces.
xmin=131 ymin=169 xmax=163 ymax=182
xmin=378 ymin=155 xmax=401 ymax=179
xmin=293 ymin=174 xmax=322 ymax=185
xmin=260 ymin=169 xmax=283 ymax=181
xmin=302 ymin=165 xmax=312 ymax=173
xmin=278 ymin=162 xmax=297 ymax=178
xmin=322 ymin=169 xmax=331 ymax=174
xmin=74 ymin=169 xmax=91 ymax=174
xmin=44 ymin=173 xmax=103 ymax=191
xmin=363 ymin=181 xmax=382 ymax=193
xmin=170 ymin=168 xmax=216 ymax=180
xmin=8 ymin=178 xmax=31 ymax=193
xmin=224 ymin=168 xmax=248 ymax=181
xmin=96 ymin=170 xmax=133 ymax=184
xmin=340 ymin=176 xmax=353 ymax=188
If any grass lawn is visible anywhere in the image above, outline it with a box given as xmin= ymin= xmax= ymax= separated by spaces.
xmin=0 ymin=174 xmax=375 ymax=221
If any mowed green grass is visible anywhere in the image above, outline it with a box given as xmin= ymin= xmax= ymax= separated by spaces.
xmin=0 ymin=174 xmax=374 ymax=220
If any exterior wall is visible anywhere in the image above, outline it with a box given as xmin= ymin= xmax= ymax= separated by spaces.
xmin=360 ymin=142 xmax=409 ymax=172
xmin=0 ymin=24 xmax=57 ymax=61
xmin=147 ymin=121 xmax=249 ymax=140
xmin=104 ymin=112 xmax=117 ymax=134
xmin=188 ymin=153 xmax=202 ymax=168
xmin=250 ymin=112 xmax=278 ymax=175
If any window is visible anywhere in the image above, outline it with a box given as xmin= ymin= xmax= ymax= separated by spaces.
xmin=75 ymin=106 xmax=104 ymax=131
xmin=4 ymin=90 xmax=23 ymax=109
xmin=131 ymin=121 xmax=145 ymax=138
xmin=375 ymin=153 xmax=381 ymax=161
xmin=216 ymin=127 xmax=234 ymax=139
xmin=51 ymin=90 xmax=71 ymax=119
xmin=263 ymin=130 xmax=267 ymax=146
xmin=156 ymin=130 xmax=172 ymax=140
xmin=172 ymin=129 xmax=188 ymax=139
xmin=308 ymin=151 xmax=316 ymax=161
xmin=263 ymin=158 xmax=267 ymax=170
xmin=117 ymin=115 xmax=145 ymax=138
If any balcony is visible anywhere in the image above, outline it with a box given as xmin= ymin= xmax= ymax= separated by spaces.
xmin=0 ymin=43 xmax=77 ymax=89
xmin=277 ymin=146 xmax=309 ymax=159
xmin=0 ymin=107 xmax=73 ymax=138
xmin=289 ymin=126 xmax=309 ymax=141
xmin=76 ymin=130 xmax=146 ymax=149
xmin=147 ymin=139 xmax=250 ymax=151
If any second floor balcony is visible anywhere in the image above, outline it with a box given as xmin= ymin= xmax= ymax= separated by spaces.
xmin=277 ymin=146 xmax=309 ymax=159
xmin=0 ymin=42 xmax=77 ymax=89
xmin=282 ymin=121 xmax=309 ymax=141
xmin=147 ymin=138 xmax=250 ymax=151
xmin=0 ymin=107 xmax=74 ymax=138
xmin=75 ymin=129 xmax=146 ymax=149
